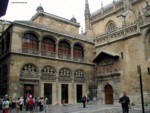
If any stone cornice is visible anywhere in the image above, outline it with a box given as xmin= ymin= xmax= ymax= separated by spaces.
xmin=10 ymin=51 xmax=95 ymax=66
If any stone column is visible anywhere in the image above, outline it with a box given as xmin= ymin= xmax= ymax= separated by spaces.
xmin=71 ymin=72 xmax=75 ymax=104
xmin=56 ymin=69 xmax=59 ymax=104
xmin=38 ymin=39 xmax=42 ymax=56
xmin=71 ymin=45 xmax=74 ymax=60
xmin=20 ymin=84 xmax=24 ymax=97
xmin=55 ymin=42 xmax=58 ymax=58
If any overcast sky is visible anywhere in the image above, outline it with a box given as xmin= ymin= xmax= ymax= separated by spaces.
xmin=1 ymin=0 xmax=113 ymax=30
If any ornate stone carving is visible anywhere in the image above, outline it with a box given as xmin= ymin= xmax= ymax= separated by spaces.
xmin=74 ymin=70 xmax=85 ymax=83
xmin=143 ymin=1 xmax=150 ymax=17
xmin=42 ymin=65 xmax=56 ymax=75
xmin=59 ymin=68 xmax=71 ymax=81
xmin=59 ymin=68 xmax=71 ymax=76
xmin=41 ymin=65 xmax=56 ymax=81
xmin=20 ymin=64 xmax=39 ymax=78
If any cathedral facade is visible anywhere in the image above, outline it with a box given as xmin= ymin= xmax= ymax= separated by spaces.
xmin=0 ymin=0 xmax=150 ymax=105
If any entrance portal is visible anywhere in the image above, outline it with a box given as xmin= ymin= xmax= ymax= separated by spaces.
xmin=61 ymin=84 xmax=68 ymax=104
xmin=76 ymin=85 xmax=82 ymax=103
xmin=44 ymin=84 xmax=52 ymax=104
xmin=24 ymin=84 xmax=34 ymax=97
xmin=104 ymin=84 xmax=113 ymax=104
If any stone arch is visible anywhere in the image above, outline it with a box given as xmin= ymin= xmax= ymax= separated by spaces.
xmin=101 ymin=81 xmax=115 ymax=90
xmin=42 ymin=35 xmax=57 ymax=43
xmin=22 ymin=31 xmax=39 ymax=52
xmin=73 ymin=42 xmax=85 ymax=50
xmin=104 ymin=84 xmax=113 ymax=104
xmin=105 ymin=20 xmax=117 ymax=33
xmin=58 ymin=39 xmax=72 ymax=46
xmin=58 ymin=40 xmax=72 ymax=58
xmin=42 ymin=36 xmax=56 ymax=53
xmin=22 ymin=30 xmax=40 ymax=40
xmin=100 ymin=81 xmax=115 ymax=104
xmin=73 ymin=43 xmax=84 ymax=58
xmin=20 ymin=63 xmax=39 ymax=78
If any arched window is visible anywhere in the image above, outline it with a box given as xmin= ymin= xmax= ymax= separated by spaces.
xmin=106 ymin=22 xmax=117 ymax=33
xmin=22 ymin=33 xmax=38 ymax=49
xmin=42 ymin=37 xmax=55 ymax=52
xmin=58 ymin=41 xmax=71 ymax=55
xmin=74 ymin=44 xmax=84 ymax=58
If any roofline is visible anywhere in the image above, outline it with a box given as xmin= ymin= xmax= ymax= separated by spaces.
xmin=31 ymin=12 xmax=80 ymax=27
xmin=92 ymin=50 xmax=120 ymax=63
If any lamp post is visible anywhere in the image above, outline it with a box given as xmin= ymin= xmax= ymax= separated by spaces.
xmin=137 ymin=65 xmax=145 ymax=113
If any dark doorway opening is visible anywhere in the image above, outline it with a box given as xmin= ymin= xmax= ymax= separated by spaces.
xmin=24 ymin=84 xmax=34 ymax=97
xmin=44 ymin=83 xmax=52 ymax=104
xmin=104 ymin=84 xmax=113 ymax=104
xmin=76 ymin=85 xmax=82 ymax=103
xmin=61 ymin=84 xmax=68 ymax=104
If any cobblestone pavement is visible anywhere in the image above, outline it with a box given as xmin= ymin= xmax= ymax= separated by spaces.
xmin=0 ymin=103 xmax=150 ymax=113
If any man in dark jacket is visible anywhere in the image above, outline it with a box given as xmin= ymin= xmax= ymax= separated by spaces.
xmin=119 ymin=91 xmax=130 ymax=113
xmin=82 ymin=95 xmax=87 ymax=108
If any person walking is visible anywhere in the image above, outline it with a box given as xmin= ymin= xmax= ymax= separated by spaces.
xmin=28 ymin=95 xmax=34 ymax=113
xmin=19 ymin=96 xmax=24 ymax=111
xmin=82 ymin=95 xmax=87 ymax=108
xmin=119 ymin=91 xmax=130 ymax=113
xmin=16 ymin=97 xmax=20 ymax=113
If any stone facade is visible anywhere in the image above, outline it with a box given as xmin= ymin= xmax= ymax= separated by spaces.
xmin=0 ymin=0 xmax=150 ymax=106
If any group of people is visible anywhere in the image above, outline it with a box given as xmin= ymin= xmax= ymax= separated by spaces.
xmin=23 ymin=93 xmax=48 ymax=113
xmin=1 ymin=91 xmax=130 ymax=113
xmin=1 ymin=93 xmax=48 ymax=113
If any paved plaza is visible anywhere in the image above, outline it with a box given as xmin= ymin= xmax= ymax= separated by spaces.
xmin=1 ymin=103 xmax=150 ymax=113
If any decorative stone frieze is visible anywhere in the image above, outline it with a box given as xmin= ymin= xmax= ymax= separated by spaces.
xmin=41 ymin=75 xmax=56 ymax=81
xmin=20 ymin=64 xmax=39 ymax=78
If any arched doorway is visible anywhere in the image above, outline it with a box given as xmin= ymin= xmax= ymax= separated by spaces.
xmin=104 ymin=84 xmax=113 ymax=104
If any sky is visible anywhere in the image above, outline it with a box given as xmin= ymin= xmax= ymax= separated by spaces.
xmin=1 ymin=0 xmax=113 ymax=30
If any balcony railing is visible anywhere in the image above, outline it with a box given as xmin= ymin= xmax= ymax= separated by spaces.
xmin=41 ymin=51 xmax=56 ymax=58
xmin=73 ymin=57 xmax=85 ymax=62
xmin=22 ymin=48 xmax=85 ymax=63
xmin=22 ymin=48 xmax=39 ymax=55
xmin=58 ymin=53 xmax=71 ymax=60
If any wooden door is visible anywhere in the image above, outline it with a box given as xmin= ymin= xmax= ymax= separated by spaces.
xmin=104 ymin=84 xmax=113 ymax=104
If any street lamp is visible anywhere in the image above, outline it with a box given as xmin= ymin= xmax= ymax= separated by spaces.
xmin=137 ymin=65 xmax=145 ymax=113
